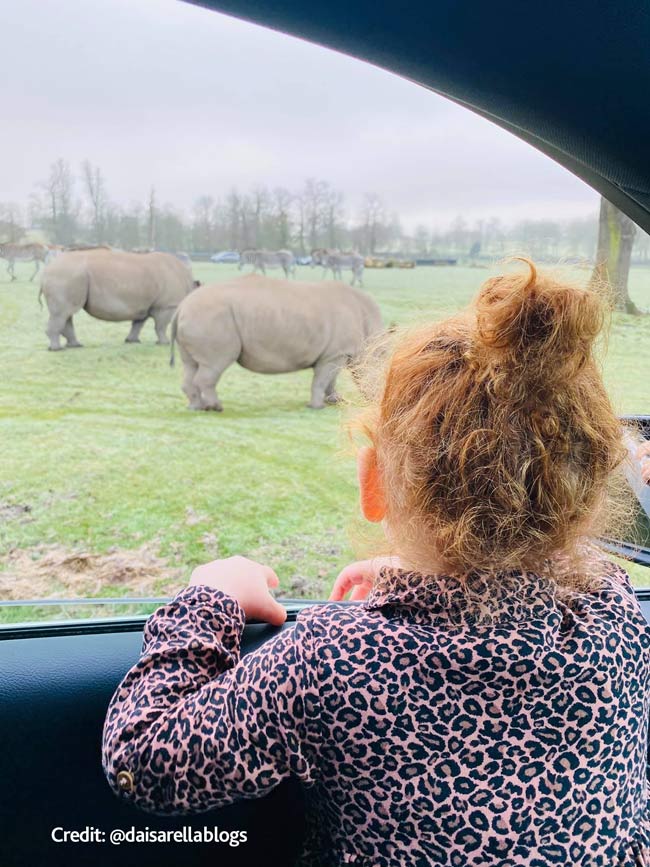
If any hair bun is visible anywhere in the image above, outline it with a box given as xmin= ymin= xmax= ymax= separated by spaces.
xmin=474 ymin=258 xmax=605 ymax=382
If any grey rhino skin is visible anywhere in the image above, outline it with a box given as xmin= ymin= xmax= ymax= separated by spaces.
xmin=171 ymin=273 xmax=383 ymax=410
xmin=40 ymin=249 xmax=195 ymax=350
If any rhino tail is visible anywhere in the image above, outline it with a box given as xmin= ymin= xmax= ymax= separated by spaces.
xmin=37 ymin=285 xmax=43 ymax=309
xmin=169 ymin=311 xmax=178 ymax=367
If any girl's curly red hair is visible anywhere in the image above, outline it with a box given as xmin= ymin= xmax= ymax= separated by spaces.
xmin=354 ymin=259 xmax=630 ymax=586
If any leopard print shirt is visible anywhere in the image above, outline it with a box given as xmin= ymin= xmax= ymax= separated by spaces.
xmin=102 ymin=562 xmax=650 ymax=866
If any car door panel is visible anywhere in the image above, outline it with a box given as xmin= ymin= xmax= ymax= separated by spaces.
xmin=0 ymin=620 xmax=308 ymax=867
xmin=3 ymin=594 xmax=650 ymax=866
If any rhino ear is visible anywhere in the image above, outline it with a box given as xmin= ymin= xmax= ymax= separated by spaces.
xmin=193 ymin=280 xmax=201 ymax=288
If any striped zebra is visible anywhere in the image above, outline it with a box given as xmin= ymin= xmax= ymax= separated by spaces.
xmin=311 ymin=249 xmax=365 ymax=287
xmin=0 ymin=242 xmax=48 ymax=281
xmin=310 ymin=248 xmax=333 ymax=276
xmin=238 ymin=249 xmax=296 ymax=278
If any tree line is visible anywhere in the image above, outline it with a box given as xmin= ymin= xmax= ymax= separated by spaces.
xmin=0 ymin=159 xmax=398 ymax=256
xmin=3 ymin=157 xmax=650 ymax=264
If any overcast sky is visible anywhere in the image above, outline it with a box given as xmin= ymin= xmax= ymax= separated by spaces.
xmin=3 ymin=0 xmax=599 ymax=230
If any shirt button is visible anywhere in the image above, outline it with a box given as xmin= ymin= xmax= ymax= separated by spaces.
xmin=116 ymin=770 xmax=134 ymax=793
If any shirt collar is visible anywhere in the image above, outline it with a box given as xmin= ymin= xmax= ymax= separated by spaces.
xmin=362 ymin=566 xmax=558 ymax=625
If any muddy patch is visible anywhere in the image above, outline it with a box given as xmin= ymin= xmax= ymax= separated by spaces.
xmin=0 ymin=501 xmax=32 ymax=523
xmin=0 ymin=543 xmax=183 ymax=601
xmin=0 ymin=529 xmax=346 ymax=605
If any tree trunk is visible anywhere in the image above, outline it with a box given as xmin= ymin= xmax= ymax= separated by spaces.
xmin=590 ymin=197 xmax=639 ymax=314
xmin=147 ymin=188 xmax=156 ymax=249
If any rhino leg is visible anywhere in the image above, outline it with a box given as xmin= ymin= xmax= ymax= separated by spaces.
xmin=325 ymin=378 xmax=342 ymax=405
xmin=309 ymin=356 xmax=345 ymax=409
xmin=152 ymin=308 xmax=174 ymax=345
xmin=62 ymin=316 xmax=82 ymax=348
xmin=194 ymin=365 xmax=225 ymax=412
xmin=43 ymin=269 xmax=86 ymax=350
xmin=46 ymin=312 xmax=70 ymax=351
xmin=179 ymin=348 xmax=202 ymax=410
xmin=125 ymin=318 xmax=147 ymax=343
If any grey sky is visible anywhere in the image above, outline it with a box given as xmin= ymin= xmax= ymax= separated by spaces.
xmin=3 ymin=0 xmax=598 ymax=230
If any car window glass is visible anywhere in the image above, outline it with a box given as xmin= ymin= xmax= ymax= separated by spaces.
xmin=2 ymin=0 xmax=649 ymax=627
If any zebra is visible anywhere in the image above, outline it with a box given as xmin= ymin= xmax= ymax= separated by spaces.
xmin=0 ymin=242 xmax=48 ymax=281
xmin=311 ymin=249 xmax=365 ymax=287
xmin=238 ymin=249 xmax=296 ymax=278
xmin=310 ymin=248 xmax=331 ymax=275
xmin=44 ymin=245 xmax=65 ymax=265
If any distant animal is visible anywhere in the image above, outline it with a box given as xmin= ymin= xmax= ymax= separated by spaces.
xmin=66 ymin=243 xmax=113 ymax=252
xmin=0 ymin=242 xmax=48 ymax=281
xmin=44 ymin=245 xmax=65 ymax=265
xmin=40 ymin=249 xmax=195 ymax=350
xmin=44 ymin=244 xmax=111 ymax=268
xmin=170 ymin=273 xmax=383 ymax=411
xmin=312 ymin=249 xmax=365 ymax=287
xmin=310 ymin=248 xmax=334 ymax=276
xmin=238 ymin=249 xmax=296 ymax=278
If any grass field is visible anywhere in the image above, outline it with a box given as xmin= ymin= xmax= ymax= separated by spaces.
xmin=1 ymin=260 xmax=650 ymax=621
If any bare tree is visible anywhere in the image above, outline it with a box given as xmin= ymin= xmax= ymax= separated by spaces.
xmin=192 ymin=195 xmax=214 ymax=251
xmin=0 ymin=202 xmax=23 ymax=242
xmin=302 ymin=179 xmax=329 ymax=250
xmin=156 ymin=204 xmax=186 ymax=252
xmin=116 ymin=202 xmax=144 ymax=250
xmin=251 ymin=186 xmax=269 ymax=248
xmin=324 ymin=188 xmax=344 ymax=249
xmin=361 ymin=193 xmax=384 ymax=254
xmin=21 ymin=166 xmax=629 ymax=262
xmin=39 ymin=158 xmax=77 ymax=244
xmin=82 ymin=161 xmax=108 ymax=243
xmin=147 ymin=187 xmax=156 ymax=249
xmin=239 ymin=194 xmax=255 ymax=249
xmin=225 ymin=190 xmax=242 ymax=250
xmin=102 ymin=203 xmax=120 ymax=247
xmin=294 ymin=193 xmax=307 ymax=254
xmin=590 ymin=197 xmax=639 ymax=314
xmin=272 ymin=187 xmax=293 ymax=249
xmin=210 ymin=199 xmax=229 ymax=251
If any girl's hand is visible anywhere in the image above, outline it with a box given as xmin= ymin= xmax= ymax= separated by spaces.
xmin=190 ymin=556 xmax=287 ymax=626
xmin=329 ymin=556 xmax=402 ymax=601
xmin=638 ymin=441 xmax=650 ymax=484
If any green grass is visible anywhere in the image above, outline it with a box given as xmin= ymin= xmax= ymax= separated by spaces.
xmin=2 ymin=260 xmax=650 ymax=619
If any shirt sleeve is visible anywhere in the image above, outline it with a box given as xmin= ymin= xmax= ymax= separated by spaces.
xmin=102 ymin=585 xmax=321 ymax=815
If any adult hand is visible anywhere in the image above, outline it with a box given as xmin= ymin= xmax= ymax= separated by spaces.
xmin=638 ymin=441 xmax=650 ymax=484
xmin=329 ymin=556 xmax=402 ymax=601
xmin=190 ymin=556 xmax=287 ymax=626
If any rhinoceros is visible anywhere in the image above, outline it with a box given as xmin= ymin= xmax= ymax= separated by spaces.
xmin=40 ymin=248 xmax=195 ymax=350
xmin=170 ymin=274 xmax=383 ymax=411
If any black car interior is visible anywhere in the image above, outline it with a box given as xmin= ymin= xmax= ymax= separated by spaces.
xmin=2 ymin=2 xmax=650 ymax=865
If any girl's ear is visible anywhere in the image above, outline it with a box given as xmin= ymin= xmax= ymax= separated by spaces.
xmin=357 ymin=446 xmax=386 ymax=523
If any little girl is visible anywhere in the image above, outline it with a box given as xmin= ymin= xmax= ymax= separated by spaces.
xmin=103 ymin=261 xmax=650 ymax=866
